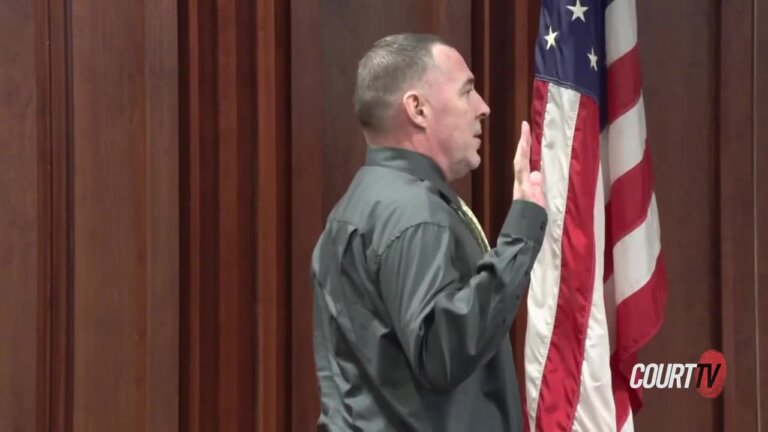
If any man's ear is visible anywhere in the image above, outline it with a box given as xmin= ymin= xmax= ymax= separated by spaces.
xmin=403 ymin=91 xmax=428 ymax=129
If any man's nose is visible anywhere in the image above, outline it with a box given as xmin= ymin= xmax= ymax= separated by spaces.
xmin=478 ymin=98 xmax=490 ymax=119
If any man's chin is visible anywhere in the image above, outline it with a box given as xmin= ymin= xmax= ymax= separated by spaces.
xmin=469 ymin=154 xmax=481 ymax=170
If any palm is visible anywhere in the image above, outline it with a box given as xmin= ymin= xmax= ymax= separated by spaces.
xmin=513 ymin=121 xmax=546 ymax=208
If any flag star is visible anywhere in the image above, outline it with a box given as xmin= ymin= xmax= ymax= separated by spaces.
xmin=567 ymin=0 xmax=589 ymax=22
xmin=588 ymin=47 xmax=599 ymax=70
xmin=544 ymin=26 xmax=558 ymax=49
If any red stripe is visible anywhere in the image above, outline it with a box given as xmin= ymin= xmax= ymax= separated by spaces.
xmin=612 ymin=253 xmax=668 ymax=413
xmin=607 ymin=45 xmax=642 ymax=124
xmin=530 ymin=79 xmax=549 ymax=173
xmin=604 ymin=241 xmax=614 ymax=285
xmin=534 ymin=94 xmax=601 ymax=431
xmin=525 ymin=78 xmax=548 ymax=432
xmin=611 ymin=353 xmax=636 ymax=430
xmin=605 ymin=144 xmax=654 ymax=248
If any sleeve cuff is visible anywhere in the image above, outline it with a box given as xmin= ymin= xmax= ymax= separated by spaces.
xmin=499 ymin=200 xmax=548 ymax=246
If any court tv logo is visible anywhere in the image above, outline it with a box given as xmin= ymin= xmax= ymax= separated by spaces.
xmin=629 ymin=349 xmax=727 ymax=398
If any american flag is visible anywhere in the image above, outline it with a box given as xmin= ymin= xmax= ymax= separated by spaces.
xmin=523 ymin=0 xmax=668 ymax=430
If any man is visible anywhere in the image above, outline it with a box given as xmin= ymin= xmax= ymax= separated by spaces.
xmin=311 ymin=33 xmax=547 ymax=431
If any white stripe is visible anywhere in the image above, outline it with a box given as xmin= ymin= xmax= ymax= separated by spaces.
xmin=620 ymin=408 xmax=635 ymax=432
xmin=600 ymin=143 xmax=618 ymax=353
xmin=525 ymin=84 xmax=581 ymax=429
xmin=612 ymin=194 xmax=662 ymax=304
xmin=572 ymin=161 xmax=617 ymax=432
xmin=604 ymin=276 xmax=617 ymax=354
xmin=600 ymin=130 xmax=611 ymax=201
xmin=605 ymin=0 xmax=638 ymax=65
xmin=606 ymin=97 xmax=647 ymax=186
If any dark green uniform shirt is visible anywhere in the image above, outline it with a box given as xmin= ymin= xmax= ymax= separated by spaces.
xmin=312 ymin=147 xmax=547 ymax=431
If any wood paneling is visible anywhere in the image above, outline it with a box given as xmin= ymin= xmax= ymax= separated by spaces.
xmin=215 ymin=0 xmax=256 ymax=429
xmin=180 ymin=0 xmax=260 ymax=429
xmin=479 ymin=0 xmax=542 ymax=401
xmin=0 ymin=0 xmax=44 ymax=430
xmin=1 ymin=0 xmax=74 ymax=430
xmin=756 ymin=0 xmax=768 ymax=428
xmin=631 ymin=0 xmax=723 ymax=430
xmin=719 ymin=0 xmax=759 ymax=430
xmin=143 ymin=1 xmax=180 ymax=430
xmin=179 ymin=0 xmax=219 ymax=429
xmin=255 ymin=0 xmax=290 ymax=430
xmin=1 ymin=0 xmax=178 ymax=430
xmin=46 ymin=0 xmax=74 ymax=428
xmin=69 ymin=0 xmax=178 ymax=429
xmin=288 ymin=0 xmax=324 ymax=427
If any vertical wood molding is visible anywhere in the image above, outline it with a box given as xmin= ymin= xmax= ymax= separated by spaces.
xmin=216 ymin=0 xmax=257 ymax=429
xmin=756 ymin=0 xmax=768 ymax=426
xmin=143 ymin=0 xmax=180 ymax=430
xmin=289 ymin=0 xmax=324 ymax=428
xmin=720 ymin=0 xmax=758 ymax=429
xmin=471 ymin=0 xmax=491 ymax=234
xmin=181 ymin=0 xmax=263 ymax=429
xmin=46 ymin=0 xmax=74 ymax=430
xmin=255 ymin=0 xmax=290 ymax=429
xmin=473 ymin=0 xmax=541 ymax=407
xmin=0 ymin=0 xmax=74 ymax=430
xmin=180 ymin=0 xmax=221 ymax=429
xmin=34 ymin=0 xmax=53 ymax=429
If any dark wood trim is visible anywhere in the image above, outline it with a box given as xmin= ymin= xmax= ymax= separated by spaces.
xmin=180 ymin=0 xmax=221 ymax=430
xmin=143 ymin=0 xmax=180 ymax=429
xmin=289 ymin=0 xmax=324 ymax=428
xmin=35 ymin=0 xmax=52 ymax=428
xmin=215 ymin=0 xmax=257 ymax=429
xmin=471 ymin=0 xmax=491 ymax=233
xmin=46 ymin=0 xmax=74 ymax=429
xmin=756 ymin=0 xmax=768 ymax=425
xmin=719 ymin=0 xmax=758 ymax=429
xmin=473 ymin=0 xmax=541 ymax=408
xmin=255 ymin=0 xmax=291 ymax=429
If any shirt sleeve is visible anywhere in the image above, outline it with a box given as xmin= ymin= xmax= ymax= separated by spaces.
xmin=378 ymin=199 xmax=547 ymax=392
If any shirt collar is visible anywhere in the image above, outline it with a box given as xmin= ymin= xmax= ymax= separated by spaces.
xmin=364 ymin=146 xmax=460 ymax=207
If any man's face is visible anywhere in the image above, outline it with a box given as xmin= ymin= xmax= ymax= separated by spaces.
xmin=423 ymin=45 xmax=490 ymax=180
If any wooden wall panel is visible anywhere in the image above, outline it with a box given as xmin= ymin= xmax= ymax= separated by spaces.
xmin=69 ymin=0 xmax=179 ymax=430
xmin=0 ymin=0 xmax=44 ymax=430
xmin=215 ymin=0 xmax=256 ymax=429
xmin=756 ymin=0 xmax=768 ymax=427
xmin=46 ymin=0 xmax=74 ymax=429
xmin=179 ymin=0 xmax=219 ymax=429
xmin=478 ymin=0 xmax=541 ymax=240
xmin=288 ymin=0 xmax=324 ymax=428
xmin=632 ymin=0 xmax=722 ymax=429
xmin=719 ymin=0 xmax=759 ymax=429
xmin=254 ymin=0 xmax=291 ymax=430
xmin=143 ymin=1 xmax=180 ymax=430
xmin=180 ymin=0 xmax=258 ymax=429
xmin=481 ymin=0 xmax=542 ymax=397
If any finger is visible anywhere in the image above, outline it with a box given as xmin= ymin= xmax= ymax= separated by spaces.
xmin=514 ymin=121 xmax=531 ymax=178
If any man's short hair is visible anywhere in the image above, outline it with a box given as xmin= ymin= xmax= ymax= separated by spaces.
xmin=353 ymin=33 xmax=445 ymax=133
